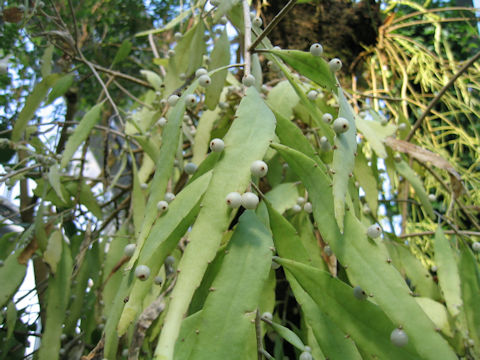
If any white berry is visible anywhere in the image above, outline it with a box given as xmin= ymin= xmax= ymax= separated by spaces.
xmin=225 ymin=192 xmax=242 ymax=208
xmin=174 ymin=32 xmax=182 ymax=41
xmin=154 ymin=276 xmax=163 ymax=285
xmin=241 ymin=192 xmax=259 ymax=209
xmin=253 ymin=17 xmax=263 ymax=27
xmin=333 ymin=117 xmax=349 ymax=134
xmin=157 ymin=200 xmax=169 ymax=212
xmin=296 ymin=197 xmax=305 ymax=205
xmin=307 ymin=90 xmax=318 ymax=101
xmin=195 ymin=68 xmax=208 ymax=77
xmin=242 ymin=74 xmax=256 ymax=87
xmin=261 ymin=312 xmax=273 ymax=321
xmin=185 ymin=94 xmax=197 ymax=107
xmin=292 ymin=204 xmax=302 ymax=213
xmin=168 ymin=94 xmax=179 ymax=106
xmin=165 ymin=255 xmax=175 ymax=266
xmin=250 ymin=160 xmax=268 ymax=177
xmin=134 ymin=265 xmax=150 ymax=281
xmin=198 ymin=74 xmax=211 ymax=87
xmin=164 ymin=192 xmax=176 ymax=203
xmin=329 ymin=58 xmax=342 ymax=72
xmin=367 ymin=224 xmax=382 ymax=239
xmin=124 ymin=244 xmax=136 ymax=257
xmin=322 ymin=113 xmax=333 ymax=123
xmin=167 ymin=49 xmax=176 ymax=58
xmin=473 ymin=242 xmax=480 ymax=252
xmin=184 ymin=162 xmax=197 ymax=174
xmin=319 ymin=136 xmax=331 ymax=152
xmin=140 ymin=183 xmax=148 ymax=190
xmin=299 ymin=351 xmax=313 ymax=360
xmin=353 ymin=285 xmax=367 ymax=300
xmin=209 ymin=138 xmax=225 ymax=152
xmin=309 ymin=43 xmax=323 ymax=56
xmin=428 ymin=194 xmax=436 ymax=202
xmin=157 ymin=117 xmax=167 ymax=127
xmin=303 ymin=202 xmax=313 ymax=213
xmin=398 ymin=123 xmax=407 ymax=130
xmin=324 ymin=245 xmax=333 ymax=256
xmin=390 ymin=328 xmax=408 ymax=347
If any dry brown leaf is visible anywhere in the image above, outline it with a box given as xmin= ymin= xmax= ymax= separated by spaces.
xmin=385 ymin=137 xmax=464 ymax=198
xmin=2 ymin=7 xmax=23 ymax=23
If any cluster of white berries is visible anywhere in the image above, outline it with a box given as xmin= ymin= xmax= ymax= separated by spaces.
xmin=309 ymin=42 xmax=342 ymax=72
xmin=226 ymin=191 xmax=259 ymax=210
xmin=291 ymin=196 xmax=312 ymax=213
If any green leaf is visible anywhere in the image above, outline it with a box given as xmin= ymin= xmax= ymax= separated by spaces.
xmin=266 ymin=81 xmax=299 ymax=120
xmin=272 ymin=143 xmax=457 ymax=360
xmin=140 ymin=70 xmax=163 ymax=91
xmin=60 ymin=102 xmax=103 ymax=169
xmin=353 ymin=147 xmax=378 ymax=214
xmin=264 ymin=183 xmax=299 ymax=215
xmin=395 ymin=160 xmax=435 ymax=219
xmin=265 ymin=49 xmax=336 ymax=92
xmin=47 ymin=164 xmax=65 ymax=202
xmin=117 ymin=171 xmax=212 ymax=335
xmin=155 ymin=87 xmax=276 ymax=360
xmin=356 ymin=110 xmax=397 ymax=158
xmin=6 ymin=301 xmax=16 ymax=340
xmin=268 ymin=321 xmax=305 ymax=351
xmin=46 ymin=74 xmax=74 ymax=105
xmin=112 ymin=39 xmax=132 ymax=66
xmin=458 ymin=243 xmax=480 ymax=357
xmin=38 ymin=241 xmax=72 ymax=360
xmin=205 ymin=30 xmax=230 ymax=110
xmin=0 ymin=248 xmax=27 ymax=308
xmin=415 ymin=297 xmax=452 ymax=337
xmin=41 ymin=44 xmax=54 ymax=78
xmin=277 ymin=258 xmax=423 ymax=360
xmin=191 ymin=108 xmax=220 ymax=164
xmin=11 ymin=74 xmax=60 ymax=142
xmin=332 ymin=89 xmax=357 ymax=232
xmin=182 ymin=211 xmax=273 ymax=360
xmin=135 ymin=9 xmax=193 ymax=37
xmin=43 ymin=229 xmax=63 ymax=274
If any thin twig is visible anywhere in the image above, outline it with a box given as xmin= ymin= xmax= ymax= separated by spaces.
xmin=242 ymin=0 xmax=252 ymax=76
xmin=399 ymin=230 xmax=480 ymax=238
xmin=113 ymin=80 xmax=154 ymax=109
xmin=406 ymin=50 xmax=480 ymax=141
xmin=73 ymin=57 xmax=153 ymax=88
xmin=255 ymin=309 xmax=264 ymax=360
xmin=249 ymin=0 xmax=297 ymax=52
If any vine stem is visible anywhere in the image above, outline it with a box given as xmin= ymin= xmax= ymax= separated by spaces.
xmin=242 ymin=0 xmax=252 ymax=76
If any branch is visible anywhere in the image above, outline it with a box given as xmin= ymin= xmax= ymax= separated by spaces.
xmin=406 ymin=50 xmax=480 ymax=141
xmin=399 ymin=230 xmax=480 ymax=238
xmin=249 ymin=0 xmax=297 ymax=52
xmin=242 ymin=0 xmax=252 ymax=76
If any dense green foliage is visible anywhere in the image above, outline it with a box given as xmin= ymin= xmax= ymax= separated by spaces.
xmin=0 ymin=0 xmax=479 ymax=359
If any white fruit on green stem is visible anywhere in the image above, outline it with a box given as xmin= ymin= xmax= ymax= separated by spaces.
xmin=242 ymin=74 xmax=256 ymax=87
xmin=428 ymin=194 xmax=436 ymax=202
xmin=140 ymin=183 xmax=148 ymax=190
xmin=167 ymin=49 xmax=175 ymax=57
xmin=309 ymin=43 xmax=323 ymax=56
xmin=185 ymin=94 xmax=197 ymax=107
xmin=329 ymin=58 xmax=342 ymax=72
xmin=219 ymin=16 xmax=228 ymax=25
xmin=168 ymin=94 xmax=179 ymax=106
xmin=164 ymin=192 xmax=176 ymax=203
xmin=198 ymin=74 xmax=211 ymax=87
xmin=226 ymin=192 xmax=242 ymax=208
xmin=307 ymin=90 xmax=318 ymax=101
xmin=353 ymin=285 xmax=367 ymax=300
xmin=367 ymin=224 xmax=382 ymax=239
xmin=299 ymin=351 xmax=313 ymax=360
xmin=241 ymin=192 xmax=259 ymax=209
xmin=333 ymin=117 xmax=349 ymax=134
xmin=124 ymin=244 xmax=136 ymax=257
xmin=303 ymin=202 xmax=313 ymax=213
xmin=292 ymin=204 xmax=302 ymax=213
xmin=472 ymin=242 xmax=480 ymax=252
xmin=209 ymin=138 xmax=225 ymax=152
xmin=319 ymin=136 xmax=331 ymax=152
xmin=304 ymin=346 xmax=311 ymax=353
xmin=135 ymin=265 xmax=151 ymax=281
xmin=157 ymin=200 xmax=169 ymax=212
xmin=157 ymin=117 xmax=167 ymax=127
xmin=253 ymin=17 xmax=263 ymax=27
xmin=165 ymin=255 xmax=175 ymax=266
xmin=261 ymin=312 xmax=273 ymax=321
xmin=296 ymin=197 xmax=305 ymax=205
xmin=184 ymin=162 xmax=197 ymax=174
xmin=174 ymin=32 xmax=182 ymax=41
xmin=250 ymin=160 xmax=268 ymax=177
xmin=398 ymin=123 xmax=407 ymax=130
xmin=195 ymin=68 xmax=207 ymax=77
xmin=390 ymin=328 xmax=408 ymax=347
xmin=154 ymin=276 xmax=163 ymax=285
xmin=322 ymin=113 xmax=333 ymax=123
